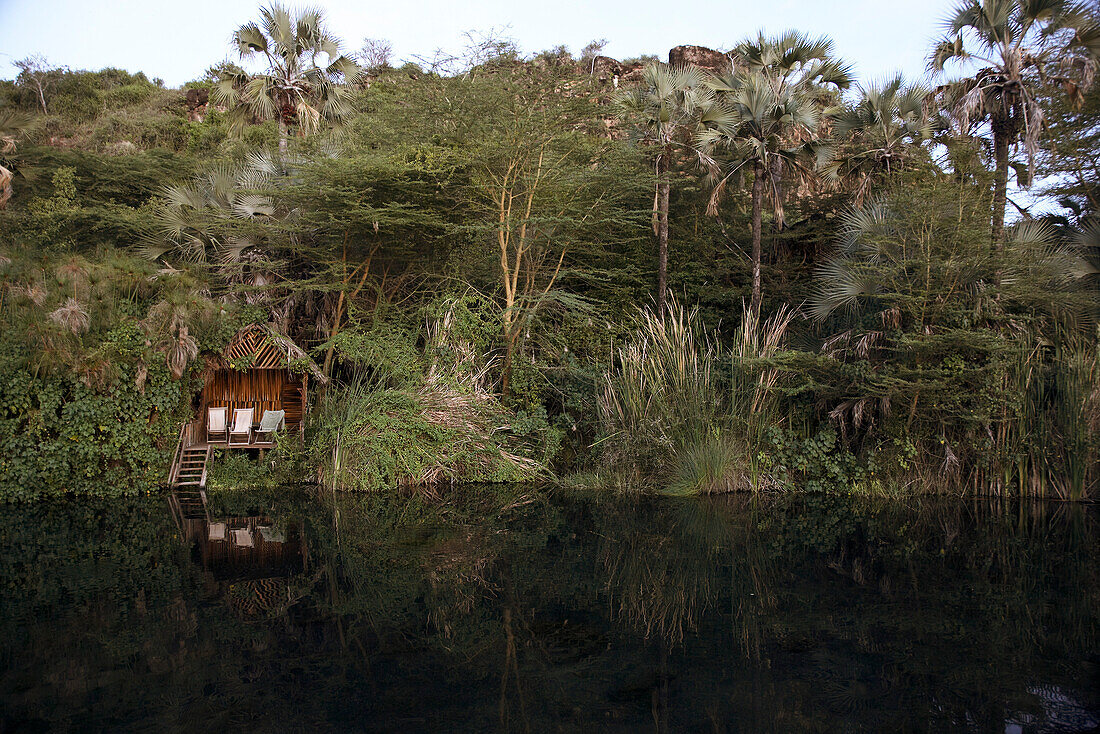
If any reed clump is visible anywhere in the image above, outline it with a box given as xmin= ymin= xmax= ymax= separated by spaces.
xmin=309 ymin=298 xmax=544 ymax=493
xmin=597 ymin=299 xmax=793 ymax=494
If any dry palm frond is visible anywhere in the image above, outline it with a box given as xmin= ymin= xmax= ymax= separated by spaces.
xmin=166 ymin=324 xmax=198 ymax=380
xmin=828 ymin=396 xmax=884 ymax=438
xmin=0 ymin=164 xmax=12 ymax=210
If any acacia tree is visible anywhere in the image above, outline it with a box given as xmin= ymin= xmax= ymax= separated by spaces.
xmin=461 ymin=69 xmax=633 ymax=394
xmin=617 ymin=63 xmax=718 ymax=318
xmin=700 ymin=32 xmax=852 ymax=314
xmin=357 ymin=38 xmax=393 ymax=74
xmin=931 ymin=0 xmax=1099 ymax=249
xmin=14 ymin=55 xmax=58 ymax=115
xmin=212 ymin=4 xmax=362 ymax=156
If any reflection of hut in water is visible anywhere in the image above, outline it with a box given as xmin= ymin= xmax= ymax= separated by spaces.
xmin=186 ymin=515 xmax=303 ymax=581
xmin=171 ymin=498 xmax=306 ymax=620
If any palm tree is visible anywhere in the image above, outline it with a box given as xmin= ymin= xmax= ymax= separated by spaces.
xmin=212 ymin=4 xmax=363 ymax=157
xmin=617 ymin=63 xmax=720 ymax=318
xmin=700 ymin=32 xmax=852 ymax=314
xmin=822 ymin=75 xmax=937 ymax=206
xmin=930 ymin=0 xmax=1099 ymax=249
xmin=139 ymin=154 xmax=278 ymax=267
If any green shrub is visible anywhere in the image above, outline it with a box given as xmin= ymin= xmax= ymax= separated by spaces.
xmin=0 ymin=323 xmax=191 ymax=501
xmin=764 ymin=427 xmax=865 ymax=494
xmin=308 ymin=382 xmax=542 ymax=492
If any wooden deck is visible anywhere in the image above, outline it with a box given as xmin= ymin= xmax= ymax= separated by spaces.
xmin=167 ymin=421 xmax=284 ymax=489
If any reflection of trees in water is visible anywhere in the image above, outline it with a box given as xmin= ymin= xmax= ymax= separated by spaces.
xmin=2 ymin=490 xmax=1097 ymax=731
xmin=594 ymin=494 xmax=785 ymax=659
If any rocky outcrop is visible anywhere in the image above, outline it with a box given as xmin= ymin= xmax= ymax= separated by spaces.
xmin=668 ymin=45 xmax=731 ymax=73
xmin=589 ymin=56 xmax=647 ymax=88
xmin=590 ymin=45 xmax=730 ymax=88
xmin=185 ymin=88 xmax=209 ymax=122
xmin=619 ymin=62 xmax=645 ymax=84
xmin=590 ymin=55 xmax=621 ymax=85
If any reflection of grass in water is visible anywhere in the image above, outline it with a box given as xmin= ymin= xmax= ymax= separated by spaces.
xmin=596 ymin=498 xmax=729 ymax=642
xmin=595 ymin=495 xmax=784 ymax=649
xmin=821 ymin=678 xmax=875 ymax=715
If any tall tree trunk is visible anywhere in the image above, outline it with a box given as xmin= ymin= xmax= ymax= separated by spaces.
xmin=36 ymin=82 xmax=47 ymax=115
xmin=991 ymin=126 xmax=1009 ymax=251
xmin=750 ymin=159 xmax=764 ymax=315
xmin=501 ymin=330 xmax=517 ymax=397
xmin=278 ymin=118 xmax=289 ymax=159
xmin=656 ymin=153 xmax=670 ymax=319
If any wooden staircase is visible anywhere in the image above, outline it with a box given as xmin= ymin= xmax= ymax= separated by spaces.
xmin=168 ymin=424 xmax=213 ymax=489
xmin=172 ymin=446 xmax=212 ymax=487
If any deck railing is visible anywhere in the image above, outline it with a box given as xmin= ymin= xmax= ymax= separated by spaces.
xmin=167 ymin=424 xmax=187 ymax=486
xmin=167 ymin=422 xmax=204 ymax=486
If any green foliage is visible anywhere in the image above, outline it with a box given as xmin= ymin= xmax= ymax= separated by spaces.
xmin=0 ymin=22 xmax=1097 ymax=499
xmin=597 ymin=299 xmax=794 ymax=494
xmin=308 ymin=381 xmax=540 ymax=492
xmin=796 ymin=174 xmax=1100 ymax=497
xmin=25 ymin=166 xmax=78 ymax=250
xmin=0 ymin=322 xmax=189 ymax=500
xmin=763 ymin=426 xmax=865 ymax=493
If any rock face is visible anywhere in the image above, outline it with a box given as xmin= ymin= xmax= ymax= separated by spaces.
xmin=619 ymin=62 xmax=645 ymax=84
xmin=590 ymin=55 xmax=621 ymax=85
xmin=668 ymin=45 xmax=731 ymax=73
xmin=185 ymin=88 xmax=209 ymax=122
xmin=590 ymin=56 xmax=646 ymax=88
xmin=590 ymin=45 xmax=730 ymax=88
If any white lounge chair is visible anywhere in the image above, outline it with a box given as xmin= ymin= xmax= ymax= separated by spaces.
xmin=207 ymin=406 xmax=228 ymax=444
xmin=228 ymin=407 xmax=254 ymax=446
xmin=254 ymin=410 xmax=285 ymax=446
xmin=259 ymin=525 xmax=285 ymax=543
xmin=208 ymin=521 xmax=227 ymax=542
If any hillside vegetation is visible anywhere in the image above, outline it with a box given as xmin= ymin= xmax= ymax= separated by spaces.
xmin=1 ymin=3 xmax=1098 ymax=500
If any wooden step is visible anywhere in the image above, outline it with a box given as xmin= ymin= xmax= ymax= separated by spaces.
xmin=169 ymin=440 xmax=212 ymax=490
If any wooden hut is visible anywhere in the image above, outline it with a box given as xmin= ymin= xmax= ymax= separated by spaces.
xmin=198 ymin=323 xmax=324 ymax=440
xmin=169 ymin=325 xmax=325 ymax=487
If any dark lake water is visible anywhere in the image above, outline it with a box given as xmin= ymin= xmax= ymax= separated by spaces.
xmin=1 ymin=487 xmax=1097 ymax=733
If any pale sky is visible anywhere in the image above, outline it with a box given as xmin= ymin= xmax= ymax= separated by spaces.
xmin=0 ymin=0 xmax=951 ymax=88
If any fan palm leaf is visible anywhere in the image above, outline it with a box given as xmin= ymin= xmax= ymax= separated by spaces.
xmin=697 ymin=32 xmax=851 ymax=312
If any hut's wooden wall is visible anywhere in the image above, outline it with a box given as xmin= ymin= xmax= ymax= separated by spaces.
xmin=202 ymin=369 xmax=305 ymax=433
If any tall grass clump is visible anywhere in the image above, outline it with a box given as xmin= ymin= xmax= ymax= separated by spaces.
xmin=308 ymin=297 xmax=544 ymax=493
xmin=994 ymin=336 xmax=1100 ymax=500
xmin=597 ymin=299 xmax=793 ymax=494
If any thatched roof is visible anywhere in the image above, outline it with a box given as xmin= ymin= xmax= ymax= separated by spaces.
xmin=219 ymin=323 xmax=327 ymax=382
